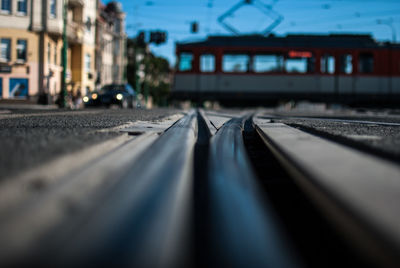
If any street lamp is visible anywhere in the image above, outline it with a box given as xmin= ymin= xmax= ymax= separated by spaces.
xmin=377 ymin=18 xmax=396 ymax=43
xmin=59 ymin=0 xmax=68 ymax=108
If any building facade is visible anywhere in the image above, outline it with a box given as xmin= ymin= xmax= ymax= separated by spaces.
xmin=0 ymin=0 xmax=98 ymax=100
xmin=95 ymin=1 xmax=126 ymax=89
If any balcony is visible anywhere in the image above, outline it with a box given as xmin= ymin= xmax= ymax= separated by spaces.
xmin=68 ymin=0 xmax=84 ymax=7
xmin=67 ymin=21 xmax=84 ymax=44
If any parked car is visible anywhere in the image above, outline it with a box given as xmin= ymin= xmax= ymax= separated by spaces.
xmin=83 ymin=84 xmax=137 ymax=108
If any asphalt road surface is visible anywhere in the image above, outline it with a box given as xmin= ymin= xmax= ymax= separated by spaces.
xmin=0 ymin=108 xmax=179 ymax=180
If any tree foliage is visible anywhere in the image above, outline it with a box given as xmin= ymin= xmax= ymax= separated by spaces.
xmin=126 ymin=38 xmax=171 ymax=106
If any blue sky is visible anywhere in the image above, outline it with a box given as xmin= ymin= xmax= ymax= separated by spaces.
xmin=116 ymin=0 xmax=400 ymax=65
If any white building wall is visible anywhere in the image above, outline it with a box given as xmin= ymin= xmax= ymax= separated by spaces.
xmin=83 ymin=0 xmax=96 ymax=46
xmin=0 ymin=0 xmax=32 ymax=30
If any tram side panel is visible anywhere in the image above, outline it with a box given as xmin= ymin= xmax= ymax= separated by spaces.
xmin=175 ymin=73 xmax=327 ymax=100
xmin=392 ymin=50 xmax=400 ymax=94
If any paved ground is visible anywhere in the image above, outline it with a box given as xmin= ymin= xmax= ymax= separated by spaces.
xmin=0 ymin=106 xmax=400 ymax=267
xmin=2 ymin=105 xmax=400 ymax=180
xmin=0 ymin=108 xmax=179 ymax=180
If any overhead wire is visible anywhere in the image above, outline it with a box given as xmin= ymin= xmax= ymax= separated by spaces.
xmin=127 ymin=0 xmax=400 ymax=39
xmin=288 ymin=9 xmax=400 ymax=27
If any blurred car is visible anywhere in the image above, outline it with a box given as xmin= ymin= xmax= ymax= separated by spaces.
xmin=83 ymin=84 xmax=137 ymax=108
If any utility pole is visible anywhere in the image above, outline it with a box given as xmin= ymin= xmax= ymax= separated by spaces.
xmin=377 ymin=18 xmax=396 ymax=43
xmin=59 ymin=0 xmax=68 ymax=108
xmin=144 ymin=48 xmax=149 ymax=106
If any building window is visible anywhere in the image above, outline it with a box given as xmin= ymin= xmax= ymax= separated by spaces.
xmin=16 ymin=39 xmax=27 ymax=62
xmin=200 ymin=54 xmax=215 ymax=72
xmin=178 ymin=52 xmax=193 ymax=72
xmin=1 ymin=0 xmax=11 ymax=13
xmin=253 ymin=54 xmax=284 ymax=73
xmin=340 ymin=54 xmax=353 ymax=74
xmin=114 ymin=40 xmax=120 ymax=56
xmin=17 ymin=0 xmax=27 ymax=14
xmin=85 ymin=53 xmax=91 ymax=72
xmin=115 ymin=20 xmax=121 ymax=33
xmin=49 ymin=0 xmax=56 ymax=18
xmin=113 ymin=65 xmax=119 ymax=80
xmin=321 ymin=54 xmax=335 ymax=74
xmin=359 ymin=53 xmax=374 ymax=74
xmin=0 ymin=38 xmax=11 ymax=62
xmin=222 ymin=54 xmax=250 ymax=73
xmin=47 ymin=43 xmax=51 ymax=63
xmin=60 ymin=47 xmax=64 ymax=65
xmin=54 ymin=45 xmax=57 ymax=64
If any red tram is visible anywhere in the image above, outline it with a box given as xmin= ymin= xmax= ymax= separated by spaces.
xmin=172 ymin=34 xmax=400 ymax=105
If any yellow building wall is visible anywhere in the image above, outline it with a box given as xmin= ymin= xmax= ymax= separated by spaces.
xmin=0 ymin=28 xmax=96 ymax=99
xmin=69 ymin=43 xmax=95 ymax=96
xmin=71 ymin=43 xmax=82 ymax=94
xmin=0 ymin=28 xmax=39 ymax=98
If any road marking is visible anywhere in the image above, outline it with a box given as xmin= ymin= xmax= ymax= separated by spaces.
xmin=99 ymin=113 xmax=185 ymax=134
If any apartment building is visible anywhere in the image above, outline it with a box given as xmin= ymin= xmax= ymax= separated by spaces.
xmin=0 ymin=0 xmax=97 ymax=100
xmin=0 ymin=0 xmax=38 ymax=99
xmin=95 ymin=1 xmax=126 ymax=89
xmin=67 ymin=0 xmax=97 ymax=96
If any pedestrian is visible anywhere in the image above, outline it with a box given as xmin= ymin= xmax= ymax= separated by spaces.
xmin=74 ymin=90 xmax=82 ymax=109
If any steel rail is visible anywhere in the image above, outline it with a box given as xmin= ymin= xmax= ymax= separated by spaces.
xmin=254 ymin=118 xmax=400 ymax=268
xmin=261 ymin=114 xmax=400 ymax=127
xmin=51 ymin=110 xmax=198 ymax=268
xmin=207 ymin=115 xmax=301 ymax=268
xmin=0 ymin=111 xmax=198 ymax=267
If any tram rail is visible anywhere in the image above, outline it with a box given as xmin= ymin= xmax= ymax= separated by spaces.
xmin=0 ymin=110 xmax=399 ymax=267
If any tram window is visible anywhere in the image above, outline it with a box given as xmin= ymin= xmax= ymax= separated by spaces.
xmin=222 ymin=54 xmax=250 ymax=72
xmin=340 ymin=54 xmax=353 ymax=74
xmin=178 ymin=52 xmax=193 ymax=72
xmin=286 ymin=58 xmax=315 ymax=73
xmin=285 ymin=51 xmax=315 ymax=73
xmin=285 ymin=58 xmax=306 ymax=73
xmin=253 ymin=54 xmax=284 ymax=73
xmin=359 ymin=53 xmax=374 ymax=73
xmin=321 ymin=54 xmax=335 ymax=74
xmin=200 ymin=54 xmax=215 ymax=72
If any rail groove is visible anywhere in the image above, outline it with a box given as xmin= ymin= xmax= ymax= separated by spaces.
xmin=254 ymin=117 xmax=400 ymax=268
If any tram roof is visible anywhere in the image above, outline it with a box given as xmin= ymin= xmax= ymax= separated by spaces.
xmin=177 ymin=34 xmax=399 ymax=49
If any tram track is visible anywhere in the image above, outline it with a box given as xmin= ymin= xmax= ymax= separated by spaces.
xmin=259 ymin=114 xmax=400 ymax=164
xmin=262 ymin=115 xmax=400 ymax=127
xmin=243 ymin=119 xmax=373 ymax=268
xmin=0 ymin=110 xmax=399 ymax=267
xmin=253 ymin=117 xmax=400 ymax=268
